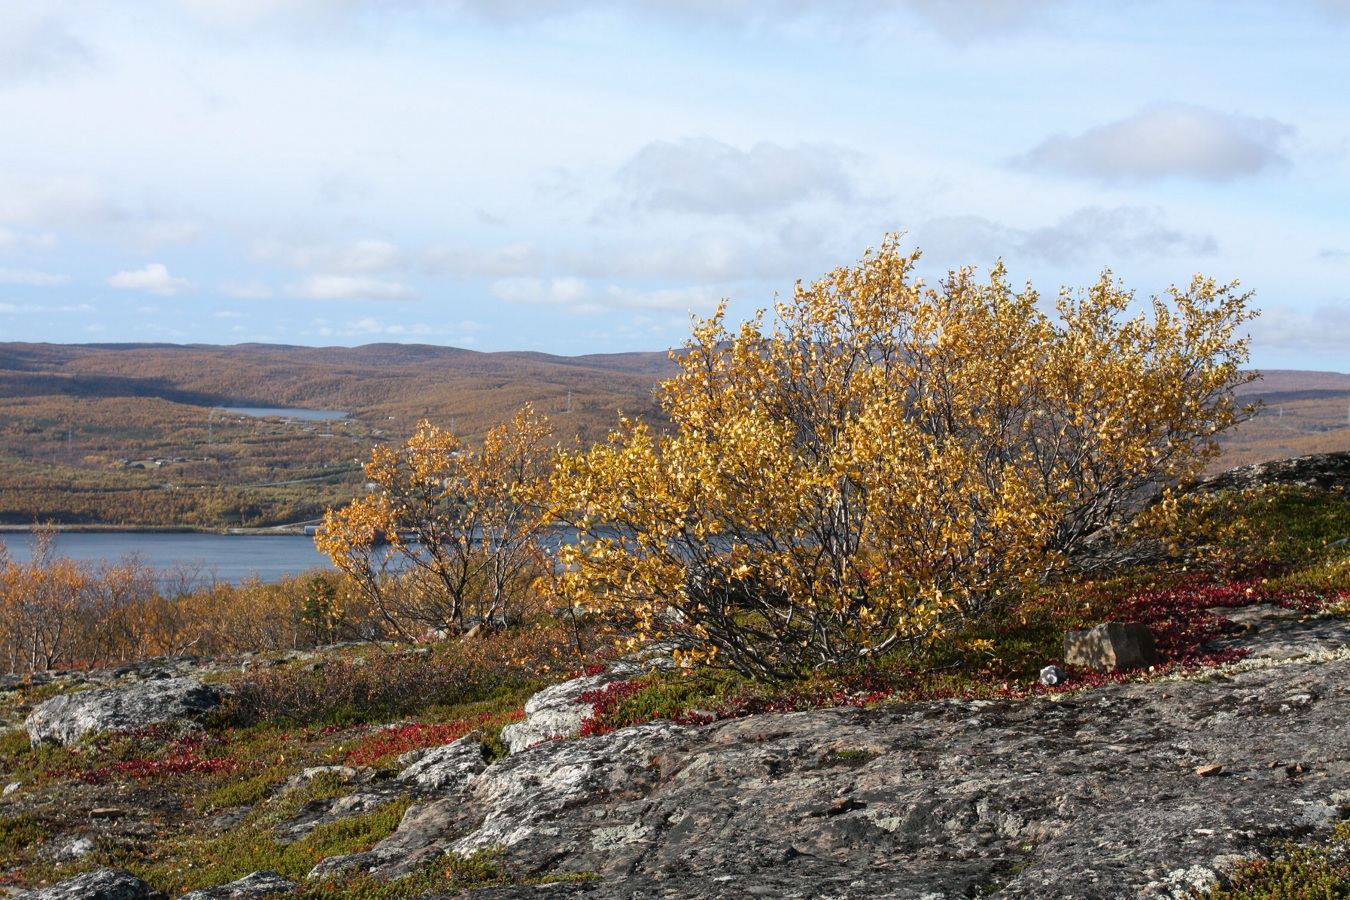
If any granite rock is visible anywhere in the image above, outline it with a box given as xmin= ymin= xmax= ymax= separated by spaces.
xmin=25 ymin=677 xmax=222 ymax=747
xmin=12 ymin=868 xmax=158 ymax=900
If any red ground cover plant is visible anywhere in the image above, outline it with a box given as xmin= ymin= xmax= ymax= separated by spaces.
xmin=343 ymin=712 xmax=522 ymax=766
xmin=45 ymin=726 xmax=242 ymax=785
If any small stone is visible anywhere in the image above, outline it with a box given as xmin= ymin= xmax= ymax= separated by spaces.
xmin=90 ymin=807 xmax=129 ymax=820
xmin=3 ymin=781 xmax=20 ymax=796
xmin=1194 ymin=764 xmax=1223 ymax=777
xmin=1038 ymin=665 xmax=1067 ymax=686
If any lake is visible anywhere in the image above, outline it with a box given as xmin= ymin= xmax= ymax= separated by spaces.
xmin=219 ymin=406 xmax=348 ymax=421
xmin=0 ymin=532 xmax=334 ymax=584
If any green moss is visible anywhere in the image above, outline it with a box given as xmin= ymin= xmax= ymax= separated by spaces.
xmin=133 ymin=794 xmax=417 ymax=896
xmin=0 ymin=812 xmax=45 ymax=860
xmin=1198 ymin=823 xmax=1350 ymax=899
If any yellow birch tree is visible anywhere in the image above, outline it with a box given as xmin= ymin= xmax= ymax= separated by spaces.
xmin=552 ymin=236 xmax=1257 ymax=679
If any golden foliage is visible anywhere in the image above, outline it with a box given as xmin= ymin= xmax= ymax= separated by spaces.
xmin=0 ymin=531 xmax=370 ymax=673
xmin=552 ymin=236 xmax=1257 ymax=679
xmin=317 ymin=406 xmax=556 ymax=639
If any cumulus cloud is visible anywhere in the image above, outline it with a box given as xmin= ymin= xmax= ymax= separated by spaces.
xmin=918 ymin=206 xmax=1216 ymax=267
xmin=1257 ymin=304 xmax=1350 ymax=354
xmin=491 ymin=277 xmax=593 ymax=307
xmin=0 ymin=267 xmax=68 ymax=287
xmin=1016 ymin=104 xmax=1294 ymax=183
xmin=107 ymin=263 xmax=191 ymax=296
xmin=423 ymin=241 xmax=545 ymax=278
xmin=286 ymin=274 xmax=416 ymax=300
xmin=601 ymin=284 xmax=721 ymax=312
xmin=618 ymin=138 xmax=858 ymax=217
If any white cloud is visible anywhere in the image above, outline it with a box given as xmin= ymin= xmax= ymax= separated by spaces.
xmin=564 ymin=232 xmax=752 ymax=282
xmin=1257 ymin=304 xmax=1350 ymax=355
xmin=618 ymin=138 xmax=858 ymax=217
xmin=601 ymin=284 xmax=721 ymax=313
xmin=0 ymin=227 xmax=57 ymax=254
xmin=107 ymin=263 xmax=192 ymax=296
xmin=562 ymin=227 xmax=840 ymax=283
xmin=423 ymin=241 xmax=545 ymax=278
xmin=489 ymin=276 xmax=719 ymax=314
xmin=221 ymin=280 xmax=275 ymax=298
xmin=0 ymin=267 xmax=68 ymax=287
xmin=286 ymin=275 xmax=417 ymax=300
xmin=1016 ymin=104 xmax=1294 ymax=183
xmin=491 ymin=277 xmax=593 ymax=306
xmin=0 ymin=173 xmax=198 ymax=247
xmin=443 ymin=0 xmax=1066 ymax=39
xmin=341 ymin=317 xmax=435 ymax=335
xmin=918 ymin=207 xmax=1216 ymax=267
xmin=263 ymin=238 xmax=402 ymax=274
xmin=0 ymin=170 xmax=120 ymax=229
xmin=0 ymin=302 xmax=95 ymax=314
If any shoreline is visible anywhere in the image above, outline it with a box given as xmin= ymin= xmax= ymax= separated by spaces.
xmin=0 ymin=524 xmax=313 ymax=536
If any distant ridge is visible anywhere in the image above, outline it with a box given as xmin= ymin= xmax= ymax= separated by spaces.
xmin=0 ymin=341 xmax=678 ymax=445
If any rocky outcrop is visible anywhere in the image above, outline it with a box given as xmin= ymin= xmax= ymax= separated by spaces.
xmin=1190 ymin=451 xmax=1350 ymax=494
xmin=25 ymin=677 xmax=222 ymax=747
xmin=499 ymin=672 xmax=625 ymax=752
xmin=177 ymin=871 xmax=296 ymax=900
xmin=20 ymin=604 xmax=1350 ymax=899
xmin=12 ymin=867 xmax=158 ymax=900
xmin=396 ymin=731 xmax=488 ymax=791
xmin=313 ymin=614 xmax=1350 ymax=899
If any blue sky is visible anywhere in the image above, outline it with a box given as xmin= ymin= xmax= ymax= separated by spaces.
xmin=1 ymin=1 xmax=1347 ymax=371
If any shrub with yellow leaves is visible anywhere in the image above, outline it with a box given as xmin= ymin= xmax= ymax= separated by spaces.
xmin=316 ymin=405 xmax=555 ymax=640
xmin=551 ymin=236 xmax=1257 ymax=680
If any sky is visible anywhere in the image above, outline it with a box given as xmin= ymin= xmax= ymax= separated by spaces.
xmin=0 ymin=1 xmax=1347 ymax=371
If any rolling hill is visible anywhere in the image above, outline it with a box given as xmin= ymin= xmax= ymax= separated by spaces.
xmin=0 ymin=342 xmax=1344 ymax=527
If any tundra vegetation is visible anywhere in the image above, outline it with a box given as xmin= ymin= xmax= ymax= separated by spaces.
xmin=2 ymin=241 xmax=1350 ymax=898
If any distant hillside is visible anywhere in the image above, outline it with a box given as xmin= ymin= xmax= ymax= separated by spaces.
xmin=0 ymin=342 xmax=1344 ymax=527
xmin=1216 ymin=369 xmax=1350 ymax=471
xmin=0 ymin=342 xmax=679 ymax=528
xmin=0 ymin=342 xmax=678 ymax=445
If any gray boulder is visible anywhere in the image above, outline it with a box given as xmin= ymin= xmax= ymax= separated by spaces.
xmin=25 ymin=677 xmax=221 ymax=747
xmin=1064 ymin=621 xmax=1159 ymax=671
xmin=499 ymin=672 xmax=624 ymax=752
xmin=396 ymin=731 xmax=488 ymax=791
xmin=178 ymin=871 xmax=297 ymax=900
xmin=13 ymin=868 xmax=156 ymax=900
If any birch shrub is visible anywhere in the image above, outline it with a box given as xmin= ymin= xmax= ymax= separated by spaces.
xmin=316 ymin=405 xmax=555 ymax=640
xmin=552 ymin=237 xmax=1257 ymax=680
